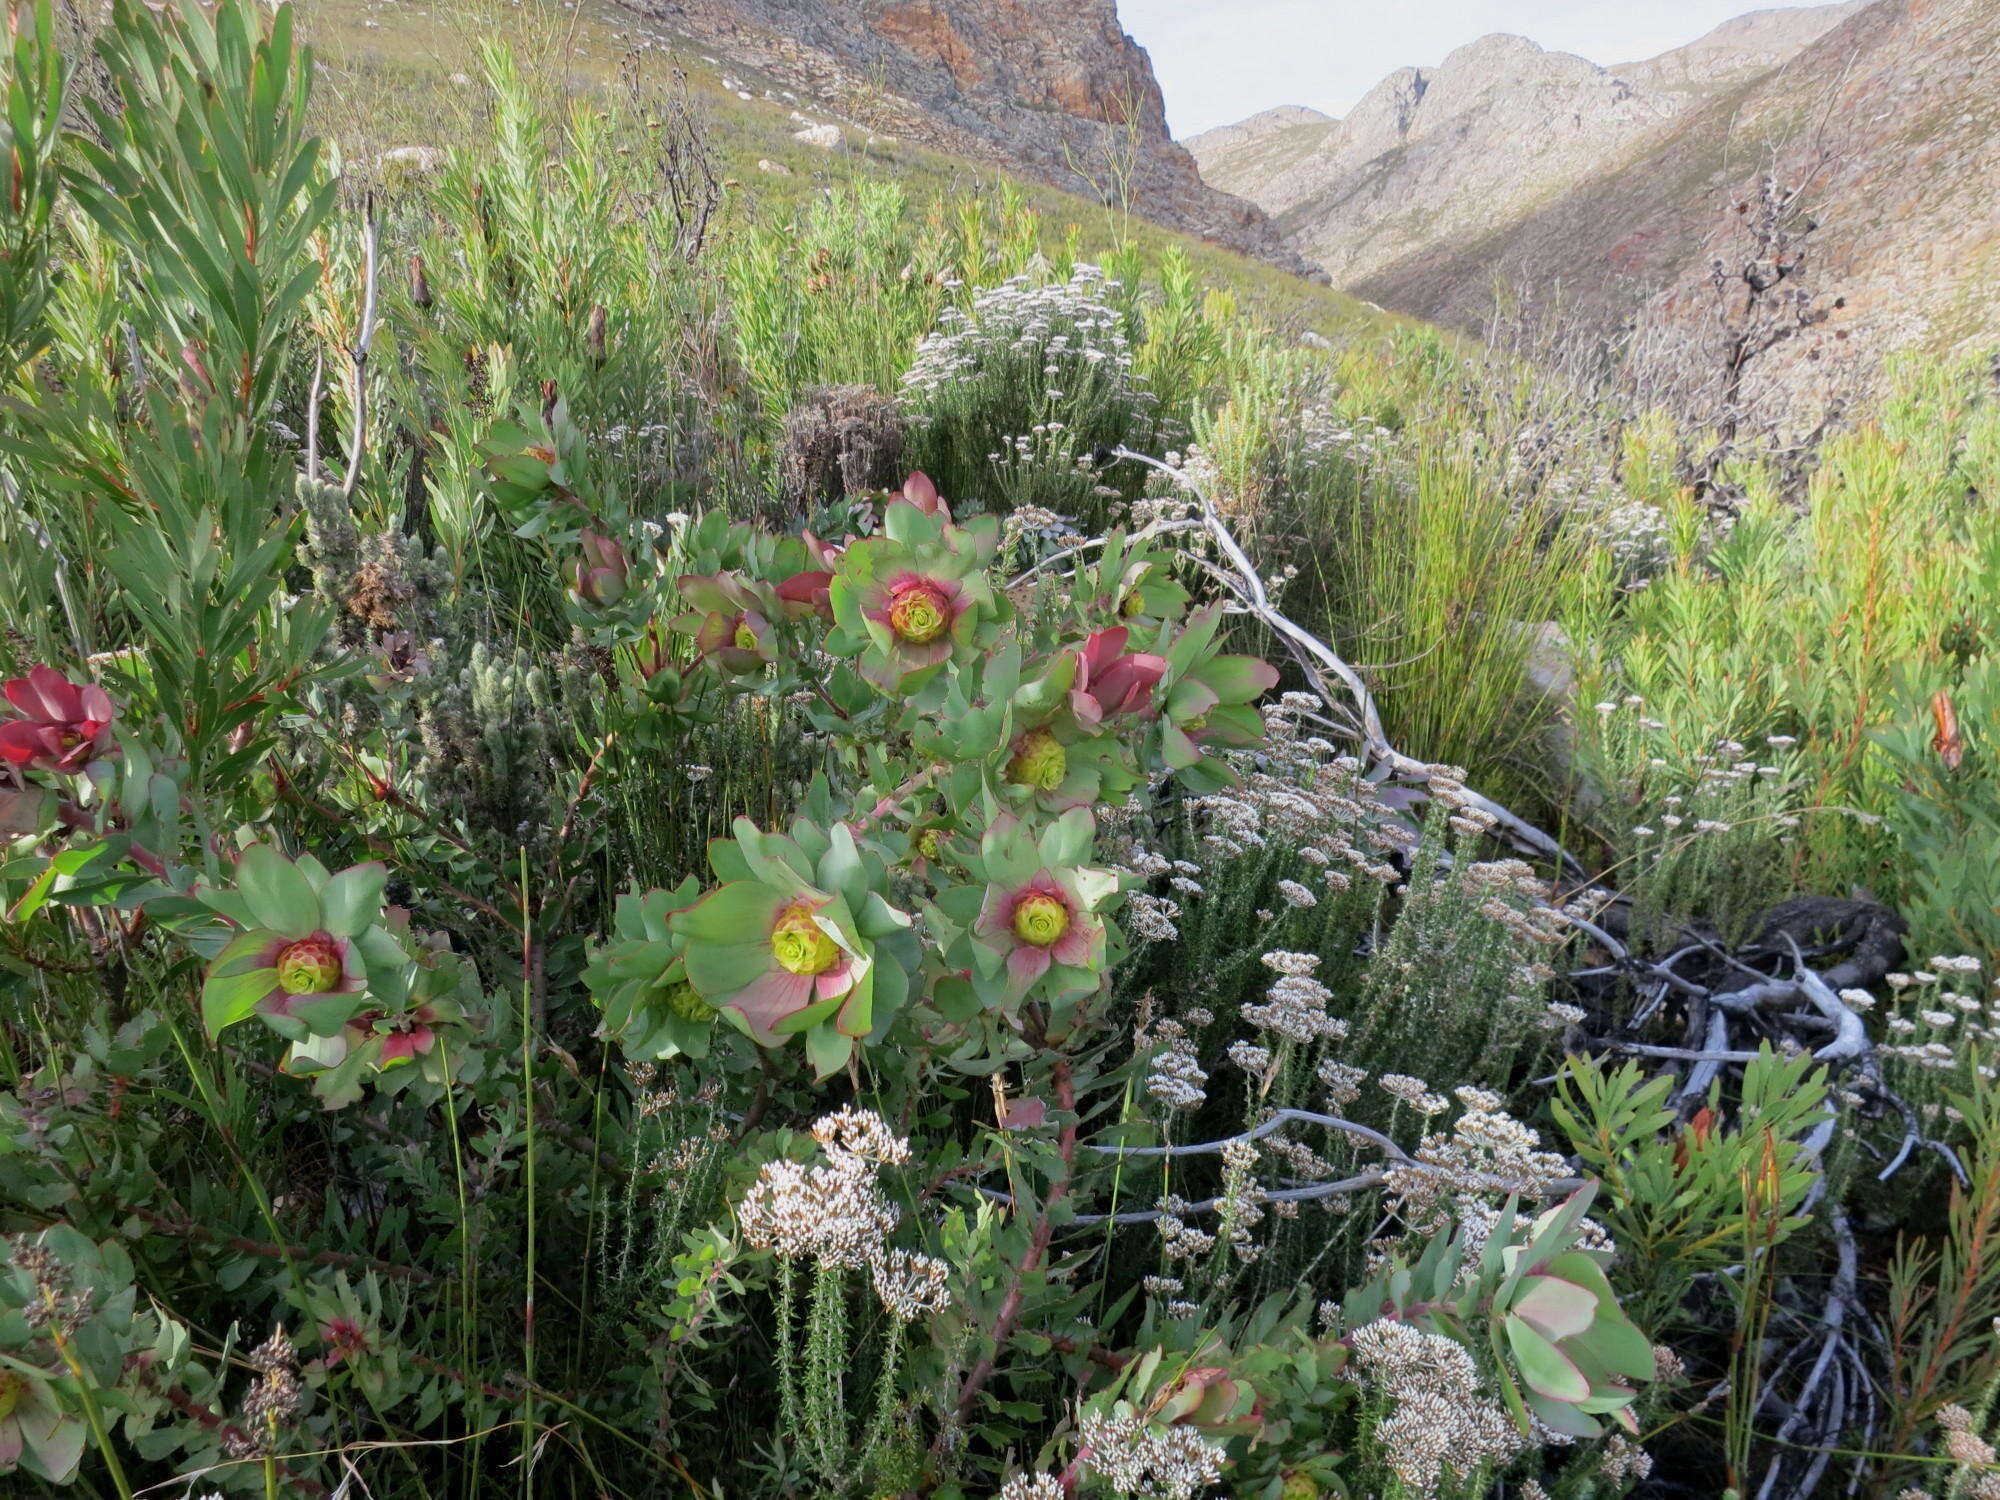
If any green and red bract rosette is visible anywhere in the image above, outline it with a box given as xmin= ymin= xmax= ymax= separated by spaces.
xmin=671 ymin=817 xmax=915 ymax=1077
xmin=828 ymin=497 xmax=1008 ymax=693
xmin=195 ymin=846 xmax=398 ymax=1046
xmin=194 ymin=848 xmax=472 ymax=1108
xmin=960 ymin=807 xmax=1119 ymax=1010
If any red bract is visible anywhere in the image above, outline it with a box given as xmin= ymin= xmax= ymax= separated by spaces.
xmin=1070 ymin=627 xmax=1166 ymax=726
xmin=567 ymin=529 xmax=631 ymax=607
xmin=775 ymin=569 xmax=834 ymax=620
xmin=0 ymin=666 xmax=118 ymax=774
xmin=373 ymin=1003 xmax=442 ymax=1064
xmin=890 ymin=470 xmax=950 ymax=522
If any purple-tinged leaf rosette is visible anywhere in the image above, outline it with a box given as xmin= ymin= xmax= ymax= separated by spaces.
xmin=671 ymin=818 xmax=915 ymax=1076
xmin=828 ymin=498 xmax=1007 ymax=693
xmin=0 ymin=666 xmax=117 ymax=775
xmin=672 ymin=570 xmax=782 ymax=676
xmin=963 ymin=646 xmax=1141 ymax=815
xmin=565 ymin=528 xmax=631 ymax=608
xmin=962 ymin=807 xmax=1119 ymax=1010
xmin=998 ymin=719 xmax=1134 ymax=815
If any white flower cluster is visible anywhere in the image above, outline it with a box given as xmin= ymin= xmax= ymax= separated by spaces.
xmin=869 ymin=1247 xmax=953 ymax=1322
xmin=1190 ymin=696 xmax=1418 ymax=883
xmin=997 ymin=1476 xmax=1067 ymax=1500
xmin=1378 ymin=1073 xmax=1449 ymax=1116
xmin=1348 ymin=1318 xmax=1524 ymax=1497
xmin=902 ymin=264 xmax=1136 ymax=401
xmin=1075 ymin=1409 xmax=1226 ymax=1500
xmin=1127 ymin=890 xmax=1182 ymax=943
xmin=1152 ymin=1194 xmax=1217 ymax=1263
xmin=1144 ymin=1015 xmax=1210 ymax=1110
xmin=737 ymin=1108 xmax=953 ymax=1318
xmin=1242 ymin=957 xmax=1346 ymax=1046
xmin=1879 ymin=957 xmax=1995 ymax=1080
xmin=1318 ymin=1057 xmax=1368 ymax=1109
xmin=1383 ymin=1088 xmax=1602 ymax=1261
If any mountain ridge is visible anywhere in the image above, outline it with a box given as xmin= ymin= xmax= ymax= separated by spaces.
xmin=1190 ymin=0 xmax=2000 ymax=412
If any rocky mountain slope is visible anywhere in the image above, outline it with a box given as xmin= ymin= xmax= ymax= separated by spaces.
xmin=1192 ymin=0 xmax=2000 ymax=411
xmin=1187 ymin=4 xmax=1863 ymax=289
xmin=627 ymin=0 xmax=1320 ymax=276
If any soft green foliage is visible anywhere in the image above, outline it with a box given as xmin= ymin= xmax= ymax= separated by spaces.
xmin=1554 ymin=1051 xmax=1828 ymax=1329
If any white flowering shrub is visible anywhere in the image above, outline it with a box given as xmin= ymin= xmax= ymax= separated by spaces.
xmin=903 ymin=264 xmax=1156 ymax=517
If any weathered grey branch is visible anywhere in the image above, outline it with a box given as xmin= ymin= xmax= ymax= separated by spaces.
xmin=1109 ymin=446 xmax=1587 ymax=879
xmin=341 ymin=205 xmax=381 ymax=502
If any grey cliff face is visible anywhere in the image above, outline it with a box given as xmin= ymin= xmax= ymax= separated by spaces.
xmin=631 ymin=0 xmax=1323 ymax=276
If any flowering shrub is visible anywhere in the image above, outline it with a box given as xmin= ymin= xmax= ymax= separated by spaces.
xmin=904 ymin=264 xmax=1155 ymax=516
xmin=29 ymin=2 xmax=1995 ymax=1495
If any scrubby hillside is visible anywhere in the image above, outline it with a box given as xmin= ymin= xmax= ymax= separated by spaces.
xmin=291 ymin=0 xmax=1358 ymax=327
xmin=5 ymin=4 xmax=2000 ymax=1500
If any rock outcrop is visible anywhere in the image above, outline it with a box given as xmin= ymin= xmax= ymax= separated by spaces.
xmin=632 ymin=0 xmax=1321 ymax=276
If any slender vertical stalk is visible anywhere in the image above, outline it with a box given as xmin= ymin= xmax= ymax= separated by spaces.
xmin=519 ymin=847 xmax=538 ymax=1500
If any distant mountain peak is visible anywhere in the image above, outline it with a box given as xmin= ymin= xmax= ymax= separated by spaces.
xmin=1188 ymin=0 xmax=2000 ymax=415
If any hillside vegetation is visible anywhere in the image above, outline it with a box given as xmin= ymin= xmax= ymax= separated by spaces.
xmin=2 ymin=3 xmax=2000 ymax=1500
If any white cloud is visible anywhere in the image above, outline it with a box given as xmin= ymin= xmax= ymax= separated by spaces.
xmin=1119 ymin=0 xmax=1843 ymax=137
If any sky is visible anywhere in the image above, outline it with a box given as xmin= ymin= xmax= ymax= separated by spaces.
xmin=1118 ymin=0 xmax=1838 ymax=138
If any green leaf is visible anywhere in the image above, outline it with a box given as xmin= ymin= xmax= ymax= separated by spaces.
xmin=1504 ymin=1313 xmax=1590 ymax=1404
xmin=202 ymin=966 xmax=279 ymax=1041
xmin=1523 ymin=1388 xmax=1602 ymax=1440
xmin=317 ymin=862 xmax=387 ymax=938
xmin=236 ymin=845 xmax=320 ymax=936
xmin=1198 ymin=654 xmax=1279 ymax=704
xmin=804 ymin=1022 xmax=852 ymax=1079
xmin=673 ymin=882 xmax=786 ymax=946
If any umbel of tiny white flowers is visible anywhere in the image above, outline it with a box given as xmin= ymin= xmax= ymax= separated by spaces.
xmin=736 ymin=1107 xmax=953 ymax=1318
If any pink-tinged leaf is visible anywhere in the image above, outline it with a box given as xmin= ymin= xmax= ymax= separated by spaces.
xmin=1005 ymin=943 xmax=1052 ymax=996
xmin=724 ymin=967 xmax=816 ymax=1043
xmin=1511 ymin=1275 xmax=1597 ymax=1341
xmin=1002 ymin=1096 xmax=1047 ymax=1129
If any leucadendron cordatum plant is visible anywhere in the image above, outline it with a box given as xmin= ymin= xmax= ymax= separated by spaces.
xmin=56 ymin=0 xmax=2000 ymax=1492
